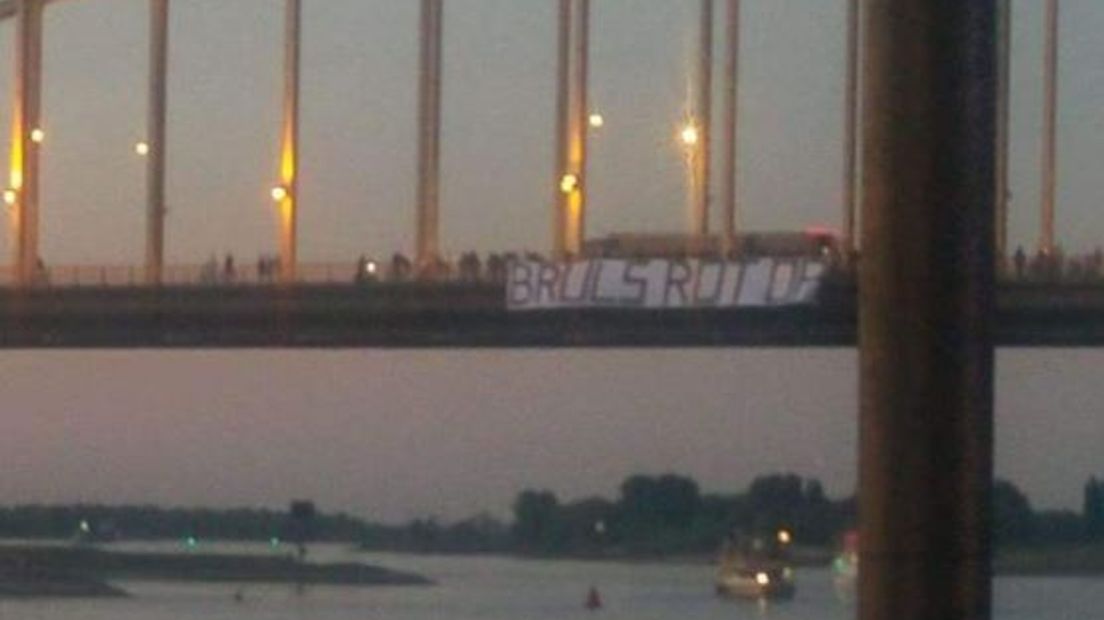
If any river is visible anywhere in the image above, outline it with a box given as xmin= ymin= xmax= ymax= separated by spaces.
xmin=1 ymin=546 xmax=1101 ymax=619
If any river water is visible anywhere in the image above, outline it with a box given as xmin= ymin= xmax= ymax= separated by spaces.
xmin=0 ymin=547 xmax=1101 ymax=620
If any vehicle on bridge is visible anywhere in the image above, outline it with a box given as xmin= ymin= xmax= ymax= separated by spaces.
xmin=582 ymin=229 xmax=840 ymax=261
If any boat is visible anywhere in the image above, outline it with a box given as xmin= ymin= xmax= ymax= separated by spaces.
xmin=714 ymin=530 xmax=796 ymax=601
xmin=715 ymin=565 xmax=795 ymax=600
xmin=831 ymin=530 xmax=859 ymax=600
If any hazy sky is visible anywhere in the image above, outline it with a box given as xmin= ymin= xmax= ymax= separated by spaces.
xmin=0 ymin=1 xmax=1100 ymax=523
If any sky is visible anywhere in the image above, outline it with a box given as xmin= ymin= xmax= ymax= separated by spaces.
xmin=0 ymin=1 xmax=1101 ymax=523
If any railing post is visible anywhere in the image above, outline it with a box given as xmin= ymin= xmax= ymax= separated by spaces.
xmin=859 ymin=2 xmax=996 ymax=620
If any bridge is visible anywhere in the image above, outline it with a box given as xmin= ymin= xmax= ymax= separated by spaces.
xmin=0 ymin=276 xmax=1097 ymax=348
xmin=0 ymin=0 xmax=1087 ymax=354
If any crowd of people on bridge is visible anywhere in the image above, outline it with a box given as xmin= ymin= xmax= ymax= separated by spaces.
xmin=1007 ymin=246 xmax=1104 ymax=282
xmin=17 ymin=243 xmax=1104 ymax=288
xmin=352 ymin=251 xmax=530 ymax=285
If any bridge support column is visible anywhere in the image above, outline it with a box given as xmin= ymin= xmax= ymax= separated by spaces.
xmin=691 ymin=0 xmax=712 ymax=241
xmin=995 ymin=0 xmax=1010 ymax=266
xmin=552 ymin=0 xmax=570 ymax=259
xmin=842 ymin=0 xmax=859 ymax=261
xmin=553 ymin=0 xmax=588 ymax=260
xmin=719 ymin=0 xmax=739 ymax=256
xmin=146 ymin=0 xmax=169 ymax=285
xmin=275 ymin=0 xmax=300 ymax=284
xmin=1039 ymin=0 xmax=1058 ymax=256
xmin=9 ymin=0 xmax=43 ymax=287
xmin=859 ymin=2 xmax=995 ymax=620
xmin=416 ymin=0 xmax=443 ymax=272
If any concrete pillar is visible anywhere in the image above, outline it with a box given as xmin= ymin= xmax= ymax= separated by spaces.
xmin=9 ymin=0 xmax=43 ymax=286
xmin=552 ymin=0 xmax=588 ymax=259
xmin=719 ymin=0 xmax=739 ymax=255
xmin=416 ymin=0 xmax=443 ymax=271
xmin=692 ymin=0 xmax=713 ymax=240
xmin=564 ymin=0 xmax=589 ymax=256
xmin=859 ymin=1 xmax=996 ymax=619
xmin=552 ymin=0 xmax=571 ymax=259
xmin=1039 ymin=0 xmax=1058 ymax=255
xmin=994 ymin=0 xmax=1010 ymax=264
xmin=277 ymin=0 xmax=300 ymax=284
xmin=146 ymin=0 xmax=169 ymax=285
xmin=843 ymin=0 xmax=859 ymax=260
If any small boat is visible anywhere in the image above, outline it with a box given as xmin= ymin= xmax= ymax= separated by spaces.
xmin=715 ymin=566 xmax=795 ymax=600
xmin=715 ymin=529 xmax=796 ymax=601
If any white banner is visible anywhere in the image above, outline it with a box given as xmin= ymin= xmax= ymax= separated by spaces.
xmin=506 ymin=258 xmax=827 ymax=310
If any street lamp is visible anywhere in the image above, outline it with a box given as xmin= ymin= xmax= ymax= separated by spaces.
xmin=271 ymin=185 xmax=289 ymax=202
xmin=135 ymin=141 xmax=151 ymax=156
xmin=588 ymin=112 xmax=604 ymax=129
xmin=3 ymin=189 xmax=17 ymax=206
xmin=560 ymin=173 xmax=579 ymax=194
xmin=680 ymin=123 xmax=701 ymax=147
xmin=30 ymin=128 xmax=44 ymax=144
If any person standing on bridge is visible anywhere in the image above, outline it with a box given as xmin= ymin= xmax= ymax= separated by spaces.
xmin=223 ymin=254 xmax=236 ymax=284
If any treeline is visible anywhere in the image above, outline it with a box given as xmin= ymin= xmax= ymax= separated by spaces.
xmin=2 ymin=473 xmax=1102 ymax=554
xmin=0 ymin=505 xmax=369 ymax=543
xmin=509 ymin=473 xmax=851 ymax=556
xmin=510 ymin=473 xmax=1104 ymax=556
xmin=995 ymin=476 xmax=1104 ymax=547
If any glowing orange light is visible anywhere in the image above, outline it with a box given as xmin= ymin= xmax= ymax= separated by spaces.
xmin=559 ymin=173 xmax=579 ymax=194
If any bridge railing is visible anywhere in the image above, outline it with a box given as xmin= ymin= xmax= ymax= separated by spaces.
xmin=0 ymin=260 xmax=506 ymax=288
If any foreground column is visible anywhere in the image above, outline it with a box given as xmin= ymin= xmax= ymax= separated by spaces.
xmin=859 ymin=2 xmax=996 ymax=619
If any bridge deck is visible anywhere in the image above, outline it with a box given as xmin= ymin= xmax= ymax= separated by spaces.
xmin=0 ymin=281 xmax=1100 ymax=348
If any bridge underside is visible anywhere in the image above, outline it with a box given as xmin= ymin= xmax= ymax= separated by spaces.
xmin=0 ymin=282 xmax=1100 ymax=348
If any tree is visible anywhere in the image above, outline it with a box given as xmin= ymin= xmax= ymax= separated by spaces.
xmin=1085 ymin=477 xmax=1103 ymax=540
xmin=993 ymin=479 xmax=1035 ymax=546
xmin=511 ymin=490 xmax=562 ymax=551
xmin=746 ymin=473 xmax=805 ymax=530
xmin=618 ymin=474 xmax=701 ymax=530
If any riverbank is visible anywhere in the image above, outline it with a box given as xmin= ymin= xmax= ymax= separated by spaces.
xmin=361 ymin=543 xmax=1104 ymax=577
xmin=996 ymin=543 xmax=1104 ymax=576
xmin=0 ymin=544 xmax=431 ymax=597
xmin=0 ymin=547 xmax=126 ymax=598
